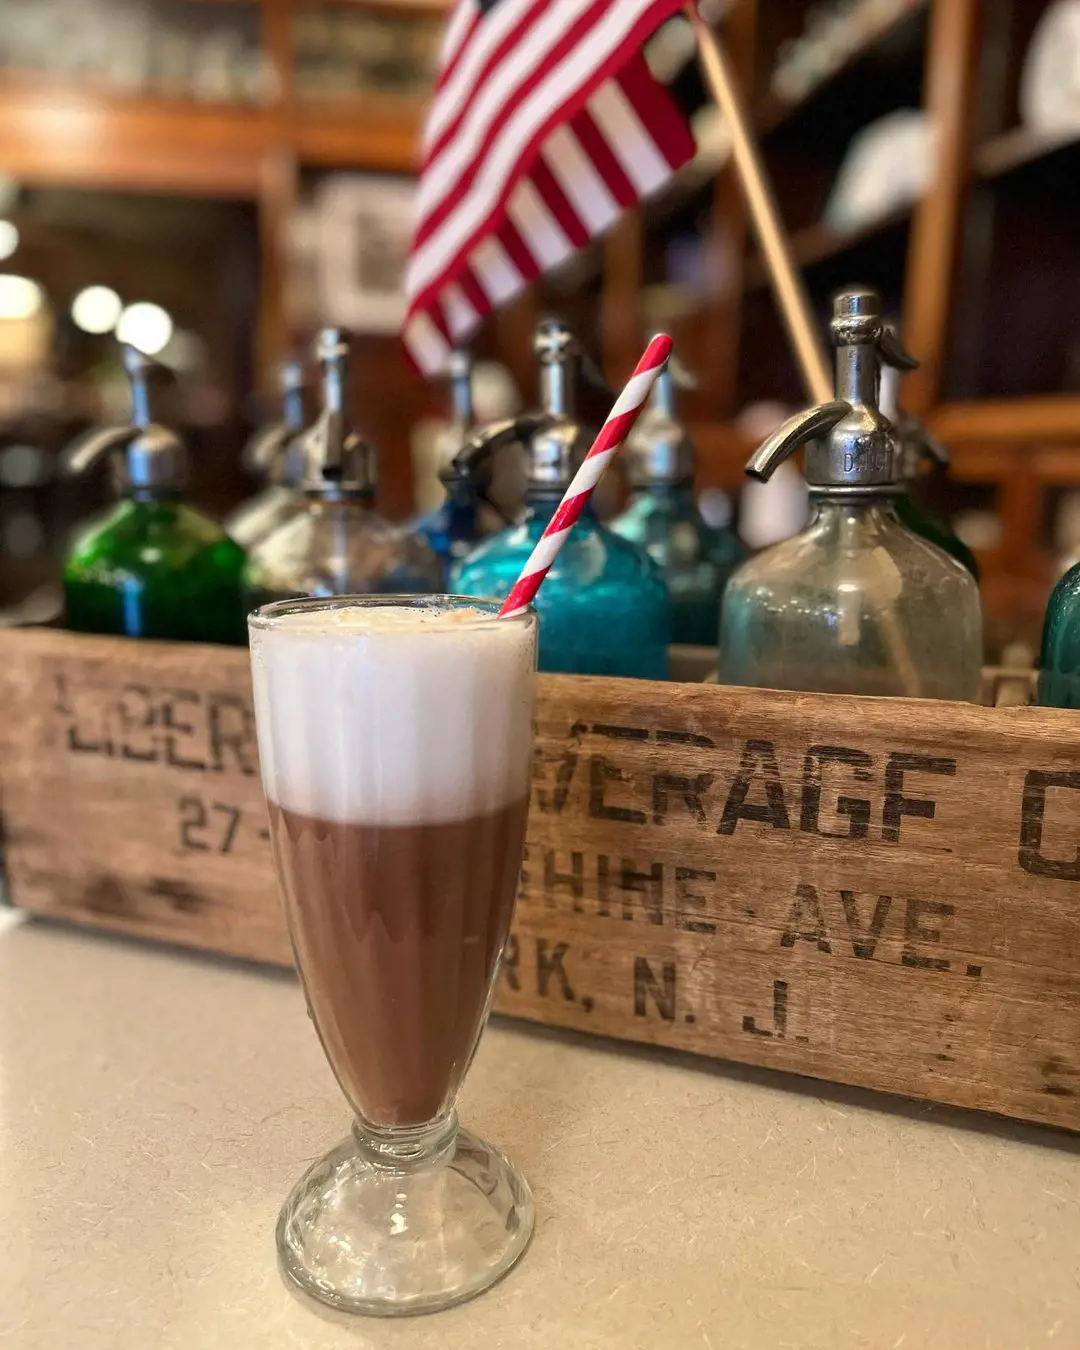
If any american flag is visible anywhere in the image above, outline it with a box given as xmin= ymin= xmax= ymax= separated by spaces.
xmin=402 ymin=0 xmax=696 ymax=375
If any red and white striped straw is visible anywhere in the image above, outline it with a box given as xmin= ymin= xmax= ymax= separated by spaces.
xmin=498 ymin=333 xmax=674 ymax=619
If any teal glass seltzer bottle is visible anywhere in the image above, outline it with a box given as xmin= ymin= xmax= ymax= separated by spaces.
xmin=718 ymin=288 xmax=983 ymax=701
xmin=63 ymin=346 xmax=247 ymax=645
xmin=451 ymin=318 xmax=669 ymax=678
xmin=1037 ymin=565 xmax=1080 ymax=707
xmin=610 ymin=352 xmax=747 ymax=646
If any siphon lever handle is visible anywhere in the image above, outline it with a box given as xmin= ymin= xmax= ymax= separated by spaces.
xmin=744 ymin=400 xmax=850 ymax=483
xmin=878 ymin=326 xmax=918 ymax=372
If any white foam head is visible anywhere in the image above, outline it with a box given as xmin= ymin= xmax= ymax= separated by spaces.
xmin=250 ymin=600 xmax=537 ymax=825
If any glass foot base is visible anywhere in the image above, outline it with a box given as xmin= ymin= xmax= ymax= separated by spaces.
xmin=276 ymin=1120 xmax=534 ymax=1317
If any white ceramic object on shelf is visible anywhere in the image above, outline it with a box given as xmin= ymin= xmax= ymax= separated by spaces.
xmin=1020 ymin=0 xmax=1080 ymax=132
xmin=824 ymin=109 xmax=935 ymax=232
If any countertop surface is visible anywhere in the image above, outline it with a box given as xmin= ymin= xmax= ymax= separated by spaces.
xmin=2 ymin=914 xmax=1079 ymax=1350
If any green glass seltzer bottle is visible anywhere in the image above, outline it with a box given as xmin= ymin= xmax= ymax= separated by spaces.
xmin=63 ymin=346 xmax=247 ymax=645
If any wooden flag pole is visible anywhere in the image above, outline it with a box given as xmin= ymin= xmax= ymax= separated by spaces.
xmin=686 ymin=4 xmax=833 ymax=404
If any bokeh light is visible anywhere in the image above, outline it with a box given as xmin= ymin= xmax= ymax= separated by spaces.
xmin=71 ymin=285 xmax=123 ymax=335
xmin=116 ymin=301 xmax=174 ymax=355
xmin=0 ymin=274 xmax=44 ymax=321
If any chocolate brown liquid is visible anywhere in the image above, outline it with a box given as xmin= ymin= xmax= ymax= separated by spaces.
xmin=267 ymin=798 xmax=528 ymax=1127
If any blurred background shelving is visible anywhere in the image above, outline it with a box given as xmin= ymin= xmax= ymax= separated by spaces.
xmin=0 ymin=0 xmax=445 ymax=618
xmin=0 ymin=0 xmax=1078 ymax=645
xmin=617 ymin=0 xmax=1080 ymax=644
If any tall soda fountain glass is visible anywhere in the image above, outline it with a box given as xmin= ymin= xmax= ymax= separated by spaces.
xmin=249 ymin=594 xmax=538 ymax=1316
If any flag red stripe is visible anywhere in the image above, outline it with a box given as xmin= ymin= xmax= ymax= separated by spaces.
xmin=435 ymin=4 xmax=482 ymax=94
xmin=614 ymin=54 xmax=697 ymax=169
xmin=528 ymin=157 xmax=591 ymax=251
xmin=569 ymin=107 xmax=638 ymax=208
xmin=457 ymin=266 xmax=490 ymax=322
xmin=406 ymin=0 xmax=688 ymax=314
xmin=429 ymin=299 xmax=454 ymax=348
xmin=497 ymin=217 xmax=543 ymax=283
xmin=414 ymin=0 xmax=622 ymax=252
xmin=404 ymin=0 xmax=692 ymax=373
xmin=424 ymin=0 xmax=557 ymax=167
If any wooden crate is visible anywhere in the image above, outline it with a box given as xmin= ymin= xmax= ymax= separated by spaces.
xmin=1 ymin=627 xmax=1079 ymax=1131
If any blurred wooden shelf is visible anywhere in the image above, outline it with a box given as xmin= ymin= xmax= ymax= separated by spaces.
xmin=945 ymin=443 xmax=1019 ymax=482
xmin=0 ymin=84 xmax=273 ymax=197
xmin=315 ymin=0 xmax=450 ymax=11
xmin=755 ymin=0 xmax=928 ymax=136
xmin=292 ymin=96 xmax=422 ymax=171
xmin=0 ymin=82 xmax=422 ymax=196
xmin=1029 ymin=446 xmax=1080 ymax=483
xmin=743 ymin=204 xmax=912 ymax=291
xmin=930 ymin=397 xmax=1080 ymax=446
xmin=690 ymin=421 xmax=757 ymax=482
xmin=946 ymin=442 xmax=1080 ymax=488
xmin=974 ymin=123 xmax=1080 ymax=180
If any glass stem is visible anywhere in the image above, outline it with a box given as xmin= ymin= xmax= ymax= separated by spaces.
xmin=352 ymin=1111 xmax=460 ymax=1171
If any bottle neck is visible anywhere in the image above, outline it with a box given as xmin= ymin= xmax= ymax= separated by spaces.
xmin=540 ymin=361 xmax=574 ymax=420
xmin=450 ymin=379 xmax=472 ymax=428
xmin=130 ymin=487 xmax=184 ymax=505
xmin=130 ymin=377 xmax=151 ymax=430
xmin=810 ymin=496 xmax=900 ymax=526
xmin=323 ymin=360 xmax=346 ymax=420
xmin=836 ymin=341 xmax=879 ymax=408
xmin=283 ymin=386 xmax=305 ymax=435
xmin=651 ymin=371 xmax=677 ymax=420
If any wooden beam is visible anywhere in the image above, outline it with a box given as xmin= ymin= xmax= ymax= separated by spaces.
xmin=930 ymin=396 xmax=1080 ymax=445
xmin=255 ymin=0 xmax=298 ymax=383
xmin=699 ymin=0 xmax=757 ymax=421
xmin=256 ymin=151 xmax=298 ymax=386
xmin=902 ymin=0 xmax=984 ymax=413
